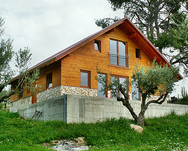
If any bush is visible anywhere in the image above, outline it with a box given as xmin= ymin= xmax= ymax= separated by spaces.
xmin=168 ymin=96 xmax=188 ymax=105
xmin=0 ymin=103 xmax=3 ymax=109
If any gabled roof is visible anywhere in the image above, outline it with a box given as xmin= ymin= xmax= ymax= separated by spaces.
xmin=19 ymin=17 xmax=183 ymax=79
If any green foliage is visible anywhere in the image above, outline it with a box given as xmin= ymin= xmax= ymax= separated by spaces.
xmin=168 ymin=96 xmax=188 ymax=105
xmin=181 ymin=87 xmax=188 ymax=98
xmin=15 ymin=48 xmax=32 ymax=74
xmin=0 ymin=17 xmax=40 ymax=103
xmin=0 ymin=110 xmax=187 ymax=150
xmin=95 ymin=17 xmax=120 ymax=29
xmin=132 ymin=61 xmax=178 ymax=96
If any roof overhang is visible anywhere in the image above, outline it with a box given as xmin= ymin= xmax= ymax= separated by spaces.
xmin=11 ymin=17 xmax=183 ymax=81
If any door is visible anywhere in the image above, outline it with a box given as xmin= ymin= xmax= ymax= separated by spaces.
xmin=32 ymin=94 xmax=37 ymax=104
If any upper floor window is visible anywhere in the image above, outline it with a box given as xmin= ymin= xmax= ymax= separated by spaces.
xmin=136 ymin=49 xmax=141 ymax=59
xmin=110 ymin=39 xmax=128 ymax=66
xmin=46 ymin=72 xmax=52 ymax=89
xmin=94 ymin=40 xmax=101 ymax=52
xmin=80 ymin=70 xmax=90 ymax=88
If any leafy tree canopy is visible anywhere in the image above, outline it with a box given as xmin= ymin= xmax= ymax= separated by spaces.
xmin=97 ymin=61 xmax=178 ymax=125
xmin=0 ymin=17 xmax=39 ymax=103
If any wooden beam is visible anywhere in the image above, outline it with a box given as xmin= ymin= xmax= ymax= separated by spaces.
xmin=128 ymin=32 xmax=137 ymax=39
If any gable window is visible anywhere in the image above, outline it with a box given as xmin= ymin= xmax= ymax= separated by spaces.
xmin=111 ymin=75 xmax=128 ymax=98
xmin=97 ymin=73 xmax=106 ymax=98
xmin=80 ymin=70 xmax=90 ymax=88
xmin=110 ymin=39 xmax=127 ymax=66
xmin=46 ymin=72 xmax=52 ymax=89
xmin=136 ymin=49 xmax=141 ymax=59
xmin=94 ymin=40 xmax=101 ymax=51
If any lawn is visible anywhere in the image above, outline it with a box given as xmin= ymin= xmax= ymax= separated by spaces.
xmin=0 ymin=110 xmax=187 ymax=151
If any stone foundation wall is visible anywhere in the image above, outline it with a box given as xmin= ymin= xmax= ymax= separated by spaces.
xmin=37 ymin=86 xmax=97 ymax=103
xmin=10 ymin=86 xmax=97 ymax=112
xmin=37 ymin=86 xmax=62 ymax=102
xmin=10 ymin=96 xmax=32 ymax=112
xmin=60 ymin=86 xmax=97 ymax=97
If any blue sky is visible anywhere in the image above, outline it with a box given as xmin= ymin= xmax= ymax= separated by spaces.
xmin=0 ymin=0 xmax=187 ymax=97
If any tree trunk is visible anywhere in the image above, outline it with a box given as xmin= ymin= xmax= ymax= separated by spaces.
xmin=137 ymin=111 xmax=146 ymax=126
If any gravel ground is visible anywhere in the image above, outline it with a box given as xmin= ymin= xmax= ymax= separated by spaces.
xmin=46 ymin=137 xmax=89 ymax=151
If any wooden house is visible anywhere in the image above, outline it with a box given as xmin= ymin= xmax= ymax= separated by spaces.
xmin=10 ymin=17 xmax=176 ymax=105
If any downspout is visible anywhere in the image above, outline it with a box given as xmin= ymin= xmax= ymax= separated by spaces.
xmin=63 ymin=94 xmax=67 ymax=122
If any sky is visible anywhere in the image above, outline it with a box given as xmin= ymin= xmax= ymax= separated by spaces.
xmin=0 ymin=0 xmax=187 ymax=97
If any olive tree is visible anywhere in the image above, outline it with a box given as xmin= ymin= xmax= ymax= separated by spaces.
xmin=0 ymin=17 xmax=39 ymax=104
xmin=97 ymin=61 xmax=178 ymax=126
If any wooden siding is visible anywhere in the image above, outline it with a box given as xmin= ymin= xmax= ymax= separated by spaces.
xmin=10 ymin=61 xmax=61 ymax=102
xmin=61 ymin=27 xmax=152 ymax=93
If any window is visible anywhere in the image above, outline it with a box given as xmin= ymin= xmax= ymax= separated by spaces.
xmin=110 ymin=39 xmax=127 ymax=66
xmin=136 ymin=49 xmax=141 ymax=59
xmin=97 ymin=73 xmax=106 ymax=98
xmin=46 ymin=72 xmax=52 ymax=89
xmin=18 ymin=86 xmax=23 ymax=98
xmin=80 ymin=70 xmax=90 ymax=88
xmin=94 ymin=40 xmax=101 ymax=51
xmin=132 ymin=79 xmax=139 ymax=100
xmin=111 ymin=75 xmax=128 ymax=98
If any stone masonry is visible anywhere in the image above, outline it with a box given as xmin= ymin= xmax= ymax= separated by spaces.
xmin=10 ymin=86 xmax=97 ymax=112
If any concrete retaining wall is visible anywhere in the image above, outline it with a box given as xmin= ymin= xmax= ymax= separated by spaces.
xmin=66 ymin=95 xmax=188 ymax=123
xmin=10 ymin=86 xmax=97 ymax=112
xmin=17 ymin=94 xmax=188 ymax=123
xmin=18 ymin=95 xmax=66 ymax=121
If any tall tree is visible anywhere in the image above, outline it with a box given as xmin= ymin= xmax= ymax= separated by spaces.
xmin=97 ymin=61 xmax=178 ymax=125
xmin=0 ymin=17 xmax=39 ymax=103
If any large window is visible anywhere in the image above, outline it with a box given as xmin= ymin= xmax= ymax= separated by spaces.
xmin=80 ymin=70 xmax=90 ymax=88
xmin=110 ymin=39 xmax=127 ymax=66
xmin=111 ymin=75 xmax=128 ymax=98
xmin=46 ymin=72 xmax=52 ymax=89
xmin=97 ymin=73 xmax=106 ymax=98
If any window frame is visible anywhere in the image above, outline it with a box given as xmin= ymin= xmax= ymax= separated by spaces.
xmin=46 ymin=72 xmax=52 ymax=89
xmin=110 ymin=39 xmax=128 ymax=67
xmin=97 ymin=73 xmax=107 ymax=98
xmin=131 ymin=78 xmax=140 ymax=101
xmin=80 ymin=70 xmax=91 ymax=88
xmin=136 ymin=48 xmax=141 ymax=59
xmin=110 ymin=75 xmax=129 ymax=98
xmin=94 ymin=40 xmax=101 ymax=52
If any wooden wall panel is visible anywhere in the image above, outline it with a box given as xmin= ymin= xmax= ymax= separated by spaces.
xmin=10 ymin=61 xmax=61 ymax=102
xmin=61 ymin=27 xmax=152 ymax=92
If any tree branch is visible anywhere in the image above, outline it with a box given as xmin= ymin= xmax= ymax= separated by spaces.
xmin=0 ymin=90 xmax=17 ymax=103
xmin=145 ymin=93 xmax=168 ymax=108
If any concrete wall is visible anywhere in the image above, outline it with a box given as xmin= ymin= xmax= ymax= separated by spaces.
xmin=66 ymin=95 xmax=188 ymax=123
xmin=17 ymin=94 xmax=188 ymax=123
xmin=10 ymin=86 xmax=97 ymax=112
xmin=18 ymin=95 xmax=66 ymax=121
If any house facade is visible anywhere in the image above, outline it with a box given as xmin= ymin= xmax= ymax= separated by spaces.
xmin=10 ymin=17 xmax=173 ymax=109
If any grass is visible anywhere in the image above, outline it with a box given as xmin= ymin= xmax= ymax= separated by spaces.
xmin=0 ymin=110 xmax=187 ymax=151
